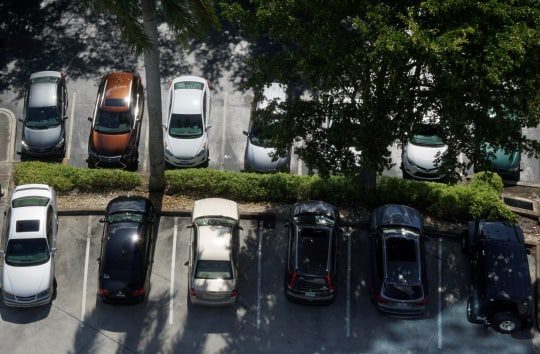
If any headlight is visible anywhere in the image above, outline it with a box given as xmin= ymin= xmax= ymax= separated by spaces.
xmin=164 ymin=141 xmax=173 ymax=156
xmin=55 ymin=137 xmax=65 ymax=149
xmin=21 ymin=140 xmax=28 ymax=149
xmin=196 ymin=142 xmax=208 ymax=157
xmin=37 ymin=289 xmax=49 ymax=298
xmin=2 ymin=291 xmax=15 ymax=300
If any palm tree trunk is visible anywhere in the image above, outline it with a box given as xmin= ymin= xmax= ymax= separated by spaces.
xmin=142 ymin=0 xmax=165 ymax=192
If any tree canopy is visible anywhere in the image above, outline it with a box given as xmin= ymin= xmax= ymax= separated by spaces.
xmin=221 ymin=0 xmax=540 ymax=178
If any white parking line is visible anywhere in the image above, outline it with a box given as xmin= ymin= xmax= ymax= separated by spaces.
xmin=346 ymin=232 xmax=351 ymax=338
xmin=65 ymin=92 xmax=76 ymax=163
xmin=142 ymin=117 xmax=149 ymax=173
xmin=256 ymin=220 xmax=262 ymax=330
xmin=169 ymin=217 xmax=178 ymax=325
xmin=438 ymin=237 xmax=443 ymax=349
xmin=220 ymin=93 xmax=228 ymax=171
xmin=81 ymin=216 xmax=92 ymax=326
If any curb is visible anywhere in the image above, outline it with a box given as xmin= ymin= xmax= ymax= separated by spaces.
xmin=501 ymin=194 xmax=539 ymax=222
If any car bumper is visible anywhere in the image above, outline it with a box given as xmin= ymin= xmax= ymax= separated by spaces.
xmin=22 ymin=145 xmax=64 ymax=158
xmin=165 ymin=153 xmax=208 ymax=167
xmin=375 ymin=302 xmax=426 ymax=317
xmin=3 ymin=294 xmax=52 ymax=308
xmin=88 ymin=153 xmax=134 ymax=169
xmin=285 ymin=288 xmax=336 ymax=304
xmin=402 ymin=161 xmax=444 ymax=180
xmin=98 ymin=294 xmax=145 ymax=304
xmin=190 ymin=294 xmax=237 ymax=306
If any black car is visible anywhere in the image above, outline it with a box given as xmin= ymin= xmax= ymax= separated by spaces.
xmin=462 ymin=220 xmax=533 ymax=334
xmin=97 ymin=196 xmax=156 ymax=303
xmin=284 ymin=201 xmax=339 ymax=304
xmin=369 ymin=205 xmax=429 ymax=316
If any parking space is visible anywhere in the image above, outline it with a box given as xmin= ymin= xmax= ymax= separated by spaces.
xmin=2 ymin=216 xmax=538 ymax=353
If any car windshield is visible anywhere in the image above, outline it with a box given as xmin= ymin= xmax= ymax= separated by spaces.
xmin=102 ymin=234 xmax=143 ymax=284
xmin=298 ymin=227 xmax=330 ymax=274
xmin=26 ymin=106 xmax=61 ymax=128
xmin=107 ymin=213 xmax=145 ymax=224
xmin=195 ymin=260 xmax=233 ymax=279
xmin=30 ymin=76 xmax=60 ymax=84
xmin=295 ymin=215 xmax=335 ymax=226
xmin=195 ymin=217 xmax=237 ymax=228
xmin=410 ymin=124 xmax=445 ymax=147
xmin=12 ymin=196 xmax=49 ymax=208
xmin=249 ymin=124 xmax=275 ymax=148
xmin=5 ymin=238 xmax=50 ymax=266
xmin=95 ymin=110 xmax=132 ymax=133
xmin=169 ymin=114 xmax=203 ymax=138
xmin=382 ymin=283 xmax=423 ymax=301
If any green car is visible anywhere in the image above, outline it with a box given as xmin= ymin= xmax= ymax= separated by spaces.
xmin=482 ymin=145 xmax=521 ymax=181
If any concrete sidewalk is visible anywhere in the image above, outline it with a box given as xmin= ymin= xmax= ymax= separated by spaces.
xmin=0 ymin=110 xmax=16 ymax=232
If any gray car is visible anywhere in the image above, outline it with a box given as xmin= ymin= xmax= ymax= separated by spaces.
xmin=243 ymin=83 xmax=290 ymax=172
xmin=20 ymin=71 xmax=68 ymax=158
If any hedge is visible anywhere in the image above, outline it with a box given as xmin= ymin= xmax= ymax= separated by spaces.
xmin=15 ymin=161 xmax=141 ymax=192
xmin=14 ymin=162 xmax=515 ymax=222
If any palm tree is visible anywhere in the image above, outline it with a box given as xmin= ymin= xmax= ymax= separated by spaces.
xmin=85 ymin=0 xmax=217 ymax=191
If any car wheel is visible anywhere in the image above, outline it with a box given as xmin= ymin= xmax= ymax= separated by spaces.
xmin=87 ymin=160 xmax=96 ymax=169
xmin=491 ymin=311 xmax=521 ymax=334
xmin=402 ymin=167 xmax=412 ymax=180
xmin=200 ymin=154 xmax=209 ymax=168
xmin=461 ymin=230 xmax=469 ymax=254
xmin=466 ymin=295 xmax=483 ymax=324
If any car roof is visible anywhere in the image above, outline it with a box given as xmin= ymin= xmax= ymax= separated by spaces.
xmin=257 ymin=83 xmax=287 ymax=111
xmin=482 ymin=240 xmax=532 ymax=301
xmin=9 ymin=206 xmax=46 ymax=240
xmin=197 ymin=225 xmax=232 ymax=261
xmin=106 ymin=196 xmax=153 ymax=215
xmin=292 ymin=200 xmax=338 ymax=220
xmin=28 ymin=78 xmax=58 ymax=108
xmin=192 ymin=198 xmax=239 ymax=222
xmin=172 ymin=87 xmax=203 ymax=115
xmin=372 ymin=204 xmax=423 ymax=232
xmin=479 ymin=221 xmax=522 ymax=242
xmin=12 ymin=184 xmax=53 ymax=201
xmin=100 ymin=72 xmax=135 ymax=112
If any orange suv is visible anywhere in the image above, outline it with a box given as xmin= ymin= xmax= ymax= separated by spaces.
xmin=87 ymin=72 xmax=144 ymax=170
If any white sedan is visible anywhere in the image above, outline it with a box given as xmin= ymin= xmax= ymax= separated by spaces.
xmin=1 ymin=184 xmax=57 ymax=307
xmin=164 ymin=76 xmax=211 ymax=167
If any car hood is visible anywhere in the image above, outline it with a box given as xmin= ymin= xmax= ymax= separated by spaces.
xmin=92 ymin=130 xmax=132 ymax=156
xmin=167 ymin=134 xmax=206 ymax=159
xmin=3 ymin=260 xmax=52 ymax=296
xmin=489 ymin=148 xmax=520 ymax=170
xmin=193 ymin=278 xmax=236 ymax=293
xmin=24 ymin=125 xmax=62 ymax=148
xmin=404 ymin=142 xmax=448 ymax=169
xmin=245 ymin=142 xmax=289 ymax=171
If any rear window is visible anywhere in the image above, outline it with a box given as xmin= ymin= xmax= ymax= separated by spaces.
xmin=16 ymin=220 xmax=40 ymax=232
xmin=174 ymin=81 xmax=204 ymax=90
xmin=103 ymin=235 xmax=143 ymax=284
xmin=298 ymin=227 xmax=330 ymax=274
xmin=386 ymin=237 xmax=417 ymax=262
xmin=195 ymin=260 xmax=232 ymax=280
xmin=104 ymin=98 xmax=128 ymax=107
xmin=12 ymin=196 xmax=49 ymax=208
xmin=30 ymin=76 xmax=59 ymax=84
xmin=383 ymin=283 xmax=423 ymax=301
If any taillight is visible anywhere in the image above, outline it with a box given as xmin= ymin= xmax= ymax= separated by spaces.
xmin=98 ymin=288 xmax=110 ymax=297
xmin=288 ymin=271 xmax=297 ymax=289
xmin=189 ymin=288 xmax=197 ymax=297
xmin=373 ymin=293 xmax=388 ymax=304
xmin=230 ymin=289 xmax=238 ymax=298
xmin=414 ymin=297 xmax=428 ymax=306
xmin=132 ymin=288 xmax=145 ymax=297
xmin=325 ymin=274 xmax=335 ymax=290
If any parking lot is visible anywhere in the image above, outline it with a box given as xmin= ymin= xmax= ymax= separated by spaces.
xmin=0 ymin=215 xmax=538 ymax=354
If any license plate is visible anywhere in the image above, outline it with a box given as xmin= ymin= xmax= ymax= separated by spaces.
xmin=115 ymin=293 xmax=126 ymax=297
xmin=304 ymin=291 xmax=316 ymax=297
xmin=396 ymin=302 xmax=407 ymax=307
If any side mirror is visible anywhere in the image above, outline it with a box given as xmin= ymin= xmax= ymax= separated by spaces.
xmin=64 ymin=116 xmax=68 ymax=120
xmin=18 ymin=118 xmax=23 ymax=123
xmin=284 ymin=222 xmax=289 ymax=227
xmin=87 ymin=117 xmax=92 ymax=122
xmin=99 ymin=217 xmax=106 ymax=223
xmin=206 ymin=125 xmax=212 ymax=130
xmin=238 ymin=225 xmax=244 ymax=231
xmin=186 ymin=224 xmax=193 ymax=229
xmin=50 ymin=247 xmax=57 ymax=253
xmin=162 ymin=124 xmax=167 ymax=129
xmin=526 ymin=248 xmax=531 ymax=255
xmin=0 ymin=250 xmax=4 ymax=256
xmin=242 ymin=130 xmax=248 ymax=136
xmin=96 ymin=257 xmax=101 ymax=262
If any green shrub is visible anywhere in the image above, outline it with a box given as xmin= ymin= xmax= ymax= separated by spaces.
xmin=15 ymin=161 xmax=141 ymax=192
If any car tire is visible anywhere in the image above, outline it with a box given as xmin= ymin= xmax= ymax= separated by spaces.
xmin=461 ymin=230 xmax=469 ymax=254
xmin=466 ymin=295 xmax=483 ymax=324
xmin=402 ymin=167 xmax=412 ymax=180
xmin=491 ymin=311 xmax=521 ymax=334
xmin=87 ymin=160 xmax=96 ymax=169
xmin=200 ymin=153 xmax=209 ymax=168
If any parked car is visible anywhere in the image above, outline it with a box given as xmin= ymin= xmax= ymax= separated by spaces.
xmin=97 ymin=196 xmax=156 ymax=303
xmin=243 ymin=83 xmax=290 ymax=172
xmin=401 ymin=122 xmax=448 ymax=180
xmin=20 ymin=71 xmax=68 ymax=158
xmin=87 ymin=72 xmax=144 ymax=170
xmin=188 ymin=198 xmax=240 ymax=306
xmin=164 ymin=76 xmax=211 ymax=168
xmin=461 ymin=220 xmax=533 ymax=334
xmin=369 ymin=204 xmax=429 ymax=316
xmin=1 ymin=184 xmax=57 ymax=307
xmin=484 ymin=147 xmax=521 ymax=181
xmin=284 ymin=201 xmax=340 ymax=304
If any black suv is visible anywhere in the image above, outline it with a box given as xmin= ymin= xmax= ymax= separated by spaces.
xmin=97 ymin=196 xmax=156 ymax=304
xmin=462 ymin=220 xmax=533 ymax=334
xmin=284 ymin=201 xmax=339 ymax=304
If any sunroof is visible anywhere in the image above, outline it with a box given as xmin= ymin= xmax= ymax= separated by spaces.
xmin=16 ymin=220 xmax=40 ymax=233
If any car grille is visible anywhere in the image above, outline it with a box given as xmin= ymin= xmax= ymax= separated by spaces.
xmin=414 ymin=171 xmax=440 ymax=178
xmin=16 ymin=295 xmax=37 ymax=302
